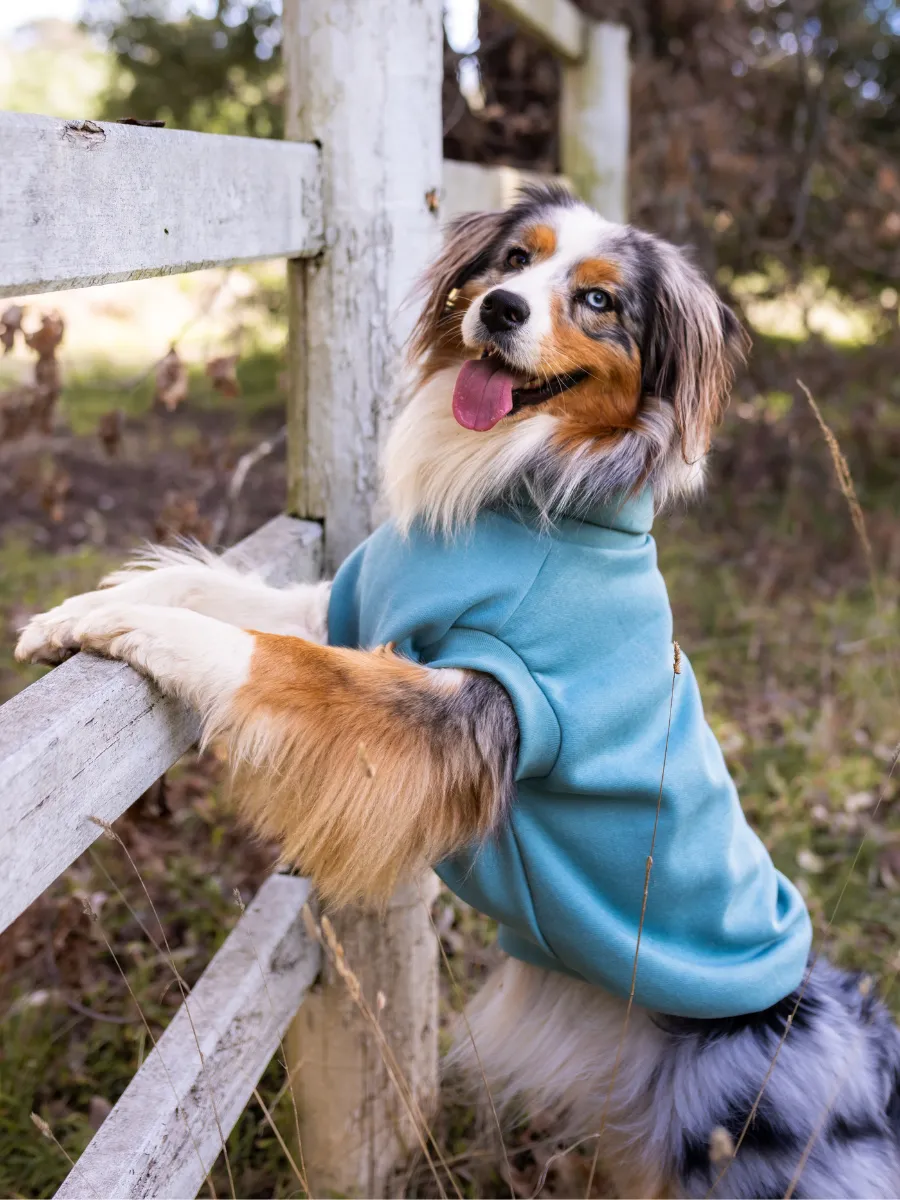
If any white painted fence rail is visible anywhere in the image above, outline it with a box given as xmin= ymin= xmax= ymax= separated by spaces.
xmin=0 ymin=515 xmax=322 ymax=936
xmin=491 ymin=0 xmax=587 ymax=61
xmin=0 ymin=113 xmax=324 ymax=297
xmin=55 ymin=873 xmax=320 ymax=1200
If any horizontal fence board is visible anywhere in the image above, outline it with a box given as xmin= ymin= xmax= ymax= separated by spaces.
xmin=489 ymin=0 xmax=586 ymax=61
xmin=0 ymin=516 xmax=322 ymax=936
xmin=442 ymin=160 xmax=556 ymax=219
xmin=55 ymin=873 xmax=320 ymax=1200
xmin=0 ymin=113 xmax=324 ymax=297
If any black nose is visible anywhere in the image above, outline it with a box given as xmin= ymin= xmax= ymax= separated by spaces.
xmin=480 ymin=289 xmax=530 ymax=334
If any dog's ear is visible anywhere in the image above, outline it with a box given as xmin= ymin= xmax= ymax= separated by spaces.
xmin=640 ymin=243 xmax=749 ymax=461
xmin=408 ymin=209 xmax=509 ymax=363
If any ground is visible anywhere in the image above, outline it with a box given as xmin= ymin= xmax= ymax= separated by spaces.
xmin=0 ymin=272 xmax=898 ymax=1198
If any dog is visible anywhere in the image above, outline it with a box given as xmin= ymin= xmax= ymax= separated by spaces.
xmin=16 ymin=184 xmax=900 ymax=1198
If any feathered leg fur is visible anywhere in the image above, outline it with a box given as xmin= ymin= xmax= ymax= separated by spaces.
xmin=15 ymin=548 xmax=518 ymax=906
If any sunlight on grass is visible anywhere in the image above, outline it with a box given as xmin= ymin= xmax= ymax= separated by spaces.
xmin=725 ymin=263 xmax=896 ymax=347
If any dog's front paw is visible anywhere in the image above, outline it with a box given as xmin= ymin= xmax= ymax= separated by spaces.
xmin=15 ymin=594 xmax=137 ymax=665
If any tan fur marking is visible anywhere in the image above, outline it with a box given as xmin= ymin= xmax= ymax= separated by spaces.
xmin=522 ymin=223 xmax=557 ymax=259
xmin=224 ymin=635 xmax=507 ymax=906
xmin=522 ymin=296 xmax=641 ymax=443
xmin=571 ymin=257 xmax=623 ymax=289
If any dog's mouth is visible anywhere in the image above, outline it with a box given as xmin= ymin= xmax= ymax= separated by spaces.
xmin=452 ymin=349 xmax=588 ymax=432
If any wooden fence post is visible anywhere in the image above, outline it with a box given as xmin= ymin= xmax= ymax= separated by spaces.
xmin=561 ymin=22 xmax=631 ymax=222
xmin=282 ymin=1 xmax=444 ymax=1195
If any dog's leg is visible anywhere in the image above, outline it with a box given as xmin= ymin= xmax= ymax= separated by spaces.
xmin=15 ymin=545 xmax=330 ymax=664
xmin=16 ymin=603 xmax=517 ymax=906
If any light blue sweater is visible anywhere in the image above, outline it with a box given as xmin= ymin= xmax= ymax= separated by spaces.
xmin=327 ymin=491 xmax=811 ymax=1018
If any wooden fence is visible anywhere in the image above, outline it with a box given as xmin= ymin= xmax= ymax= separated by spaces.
xmin=0 ymin=1 xmax=629 ymax=1195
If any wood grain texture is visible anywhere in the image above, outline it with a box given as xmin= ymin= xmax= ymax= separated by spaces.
xmin=561 ymin=22 xmax=631 ymax=223
xmin=0 ymin=113 xmax=324 ymax=298
xmin=0 ymin=516 xmax=322 ymax=936
xmin=489 ymin=0 xmax=587 ymax=62
xmin=55 ymin=873 xmax=320 ymax=1200
xmin=284 ymin=0 xmax=444 ymax=573
xmin=283 ymin=1 xmax=442 ymax=1193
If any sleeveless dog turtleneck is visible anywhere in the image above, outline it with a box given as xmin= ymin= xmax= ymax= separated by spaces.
xmin=327 ymin=490 xmax=811 ymax=1018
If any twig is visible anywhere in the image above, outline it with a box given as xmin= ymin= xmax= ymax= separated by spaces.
xmin=210 ymin=426 xmax=286 ymax=545
xmin=585 ymin=642 xmax=680 ymax=1198
xmin=89 ymin=275 xmax=232 ymax=394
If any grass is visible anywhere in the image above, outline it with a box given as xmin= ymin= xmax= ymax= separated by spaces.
xmin=0 ymin=535 xmax=118 ymax=702
xmin=658 ymin=520 xmax=900 ymax=991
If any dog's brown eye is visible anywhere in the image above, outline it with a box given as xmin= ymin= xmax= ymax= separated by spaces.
xmin=583 ymin=288 xmax=613 ymax=312
xmin=505 ymin=247 xmax=530 ymax=271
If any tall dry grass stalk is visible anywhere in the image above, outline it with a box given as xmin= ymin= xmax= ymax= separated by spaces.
xmin=799 ymin=378 xmax=897 ymax=694
xmin=781 ymin=968 xmax=898 ymax=1199
xmin=88 ymin=815 xmax=236 ymax=1199
xmin=78 ymin=893 xmax=217 ymax=1197
xmin=303 ymin=905 xmax=461 ymax=1200
xmin=416 ymin=876 xmax=515 ymax=1199
xmin=232 ymin=886 xmax=311 ymax=1197
xmin=708 ymin=387 xmax=899 ymax=1195
xmin=30 ymin=1112 xmax=100 ymax=1198
xmin=705 ymin=743 xmax=900 ymax=1197
xmin=584 ymin=642 xmax=681 ymax=1199
xmin=798 ymin=381 xmax=879 ymax=607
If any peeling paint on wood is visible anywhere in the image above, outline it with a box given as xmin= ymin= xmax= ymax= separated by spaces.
xmin=282 ymin=0 xmax=443 ymax=1193
xmin=0 ymin=516 xmax=322 ymax=936
xmin=284 ymin=0 xmax=443 ymax=573
xmin=0 ymin=112 xmax=324 ymax=298
xmin=55 ymin=874 xmax=320 ymax=1200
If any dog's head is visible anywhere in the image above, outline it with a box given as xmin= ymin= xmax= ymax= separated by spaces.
xmin=387 ymin=183 xmax=747 ymax=533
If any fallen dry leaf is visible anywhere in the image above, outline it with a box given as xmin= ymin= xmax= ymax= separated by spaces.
xmin=97 ymin=409 xmax=124 ymax=458
xmin=155 ymin=348 xmax=189 ymax=412
xmin=1 ymin=304 xmax=24 ymax=354
xmin=205 ymin=354 xmax=240 ymax=399
xmin=25 ymin=312 xmax=64 ymax=359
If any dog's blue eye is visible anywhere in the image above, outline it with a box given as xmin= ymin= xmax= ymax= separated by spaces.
xmin=583 ymin=288 xmax=613 ymax=312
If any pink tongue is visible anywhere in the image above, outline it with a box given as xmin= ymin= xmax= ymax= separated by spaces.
xmin=452 ymin=359 xmax=517 ymax=431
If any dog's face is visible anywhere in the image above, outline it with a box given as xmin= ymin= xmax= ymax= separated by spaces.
xmin=393 ymin=184 xmax=748 ymax=533
xmin=453 ymin=202 xmax=647 ymax=438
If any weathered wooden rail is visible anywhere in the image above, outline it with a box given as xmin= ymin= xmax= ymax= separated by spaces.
xmin=0 ymin=1 xmax=628 ymax=1195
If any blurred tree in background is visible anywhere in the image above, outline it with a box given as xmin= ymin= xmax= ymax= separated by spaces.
xmin=82 ymin=0 xmax=283 ymax=136
xmin=446 ymin=0 xmax=900 ymax=304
